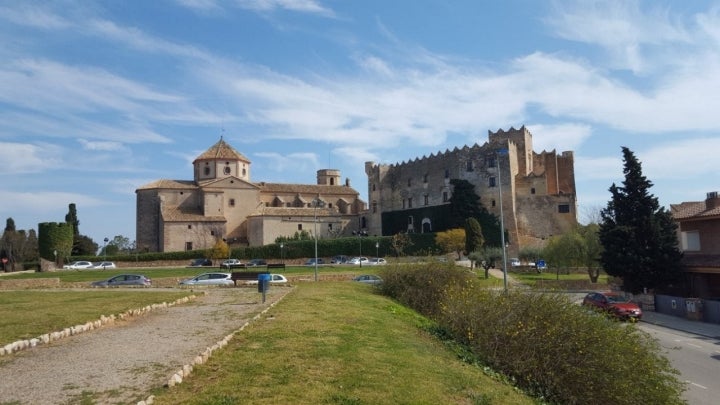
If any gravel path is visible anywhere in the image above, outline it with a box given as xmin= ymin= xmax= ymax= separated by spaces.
xmin=0 ymin=287 xmax=291 ymax=405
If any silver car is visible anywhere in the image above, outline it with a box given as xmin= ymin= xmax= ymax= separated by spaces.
xmin=352 ymin=274 xmax=383 ymax=285
xmin=91 ymin=274 xmax=151 ymax=287
xmin=179 ymin=272 xmax=233 ymax=286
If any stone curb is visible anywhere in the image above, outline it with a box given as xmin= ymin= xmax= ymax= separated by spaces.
xmin=136 ymin=288 xmax=293 ymax=405
xmin=0 ymin=293 xmax=202 ymax=357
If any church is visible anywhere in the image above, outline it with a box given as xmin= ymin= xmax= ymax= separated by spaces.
xmin=135 ymin=138 xmax=366 ymax=252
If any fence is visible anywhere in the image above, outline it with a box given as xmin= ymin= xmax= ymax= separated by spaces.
xmin=655 ymin=294 xmax=720 ymax=324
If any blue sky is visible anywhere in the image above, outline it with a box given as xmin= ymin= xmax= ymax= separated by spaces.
xmin=2 ymin=0 xmax=719 ymax=247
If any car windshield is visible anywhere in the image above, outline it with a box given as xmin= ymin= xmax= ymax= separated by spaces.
xmin=606 ymin=294 xmax=630 ymax=303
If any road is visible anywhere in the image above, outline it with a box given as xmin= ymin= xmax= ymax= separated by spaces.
xmin=639 ymin=323 xmax=720 ymax=405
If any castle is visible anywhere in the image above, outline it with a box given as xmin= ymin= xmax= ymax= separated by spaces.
xmin=135 ymin=138 xmax=366 ymax=252
xmin=364 ymin=126 xmax=578 ymax=254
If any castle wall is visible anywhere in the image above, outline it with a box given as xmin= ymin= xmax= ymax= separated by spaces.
xmin=135 ymin=189 xmax=160 ymax=252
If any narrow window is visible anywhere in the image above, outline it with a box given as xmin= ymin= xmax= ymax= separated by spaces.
xmin=492 ymin=199 xmax=496 ymax=207
xmin=489 ymin=177 xmax=496 ymax=187
xmin=407 ymin=178 xmax=412 ymax=187
xmin=185 ymin=242 xmax=193 ymax=251
xmin=229 ymin=198 xmax=235 ymax=207
xmin=372 ymin=183 xmax=376 ymax=191
xmin=204 ymin=167 xmax=211 ymax=175
xmin=442 ymin=191 xmax=449 ymax=202
xmin=531 ymin=187 xmax=536 ymax=195
xmin=466 ymin=160 xmax=473 ymax=171
xmin=558 ymin=204 xmax=570 ymax=213
xmin=372 ymin=201 xmax=377 ymax=213
xmin=402 ymin=199 xmax=406 ymax=209
xmin=187 ymin=225 xmax=192 ymax=229
xmin=298 ymin=224 xmax=303 ymax=231
xmin=210 ymin=230 xmax=215 ymax=236
xmin=408 ymin=216 xmax=414 ymax=225
xmin=444 ymin=169 xmax=450 ymax=179
xmin=330 ymin=178 xmax=335 ymax=185
xmin=408 ymin=197 xmax=413 ymax=208
xmin=423 ymin=173 xmax=428 ymax=183
xmin=424 ymin=194 xmax=429 ymax=206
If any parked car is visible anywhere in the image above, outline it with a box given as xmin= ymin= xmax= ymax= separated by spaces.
xmin=347 ymin=257 xmax=369 ymax=265
xmin=221 ymin=258 xmax=244 ymax=269
xmin=367 ymin=258 xmax=387 ymax=265
xmin=63 ymin=261 xmax=94 ymax=270
xmin=352 ymin=274 xmax=383 ymax=285
xmin=92 ymin=261 xmax=116 ymax=269
xmin=246 ymin=259 xmax=267 ymax=267
xmin=246 ymin=274 xmax=288 ymax=285
xmin=91 ymin=274 xmax=151 ymax=287
xmin=179 ymin=272 xmax=233 ymax=286
xmin=305 ymin=258 xmax=325 ymax=266
xmin=582 ymin=291 xmax=643 ymax=321
xmin=331 ymin=255 xmax=349 ymax=264
xmin=189 ymin=258 xmax=213 ymax=267
xmin=509 ymin=258 xmax=521 ymax=267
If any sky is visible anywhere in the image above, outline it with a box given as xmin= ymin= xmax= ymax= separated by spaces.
xmin=2 ymin=0 xmax=720 ymax=248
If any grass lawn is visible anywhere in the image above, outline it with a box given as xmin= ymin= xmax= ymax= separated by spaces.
xmin=152 ymin=282 xmax=535 ymax=405
xmin=0 ymin=290 xmax=195 ymax=343
xmin=511 ymin=269 xmax=609 ymax=287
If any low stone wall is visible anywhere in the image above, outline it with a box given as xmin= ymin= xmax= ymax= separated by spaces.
xmin=0 ymin=278 xmax=61 ymax=290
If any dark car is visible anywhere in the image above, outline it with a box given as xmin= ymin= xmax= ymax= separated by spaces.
xmin=582 ymin=291 xmax=643 ymax=321
xmin=331 ymin=255 xmax=349 ymax=264
xmin=91 ymin=274 xmax=152 ymax=287
xmin=189 ymin=258 xmax=213 ymax=267
xmin=305 ymin=258 xmax=325 ymax=266
xmin=352 ymin=274 xmax=383 ymax=285
xmin=247 ymin=259 xmax=267 ymax=267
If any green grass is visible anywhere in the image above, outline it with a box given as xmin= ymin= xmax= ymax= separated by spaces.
xmin=511 ymin=269 xmax=609 ymax=287
xmin=152 ymin=282 xmax=535 ymax=405
xmin=0 ymin=290 xmax=194 ymax=342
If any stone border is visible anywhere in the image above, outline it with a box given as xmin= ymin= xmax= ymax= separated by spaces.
xmin=136 ymin=288 xmax=293 ymax=405
xmin=0 ymin=294 xmax=201 ymax=357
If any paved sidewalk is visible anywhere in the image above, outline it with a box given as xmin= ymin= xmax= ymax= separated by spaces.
xmin=640 ymin=311 xmax=720 ymax=338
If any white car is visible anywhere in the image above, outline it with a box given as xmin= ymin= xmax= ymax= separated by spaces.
xmin=63 ymin=261 xmax=95 ymax=269
xmin=347 ymin=257 xmax=369 ymax=265
xmin=246 ymin=274 xmax=288 ymax=285
xmin=93 ymin=261 xmax=116 ymax=269
xmin=179 ymin=272 xmax=234 ymax=286
xmin=367 ymin=258 xmax=387 ymax=265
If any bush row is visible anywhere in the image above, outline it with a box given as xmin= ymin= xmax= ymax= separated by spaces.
xmin=377 ymin=264 xmax=685 ymax=405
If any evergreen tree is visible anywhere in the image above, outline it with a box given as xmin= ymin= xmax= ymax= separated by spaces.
xmin=449 ymin=179 xmax=502 ymax=247
xmin=464 ymin=217 xmax=484 ymax=269
xmin=65 ymin=203 xmax=80 ymax=235
xmin=598 ymin=147 xmax=683 ymax=293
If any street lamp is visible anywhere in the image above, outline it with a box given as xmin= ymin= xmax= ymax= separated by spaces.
xmin=103 ymin=237 xmax=109 ymax=261
xmin=313 ymin=197 xmax=325 ymax=282
xmin=496 ymin=149 xmax=509 ymax=292
xmin=280 ymin=243 xmax=284 ymax=264
xmin=375 ymin=241 xmax=379 ymax=261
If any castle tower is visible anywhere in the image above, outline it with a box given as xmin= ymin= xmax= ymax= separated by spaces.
xmin=317 ymin=169 xmax=341 ymax=186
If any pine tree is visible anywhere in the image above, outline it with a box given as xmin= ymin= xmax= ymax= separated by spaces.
xmin=449 ymin=179 xmax=502 ymax=247
xmin=598 ymin=147 xmax=683 ymax=293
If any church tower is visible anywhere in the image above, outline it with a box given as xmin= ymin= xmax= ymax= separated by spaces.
xmin=192 ymin=137 xmax=251 ymax=183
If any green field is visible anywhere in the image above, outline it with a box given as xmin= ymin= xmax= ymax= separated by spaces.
xmin=152 ymin=281 xmax=535 ymax=405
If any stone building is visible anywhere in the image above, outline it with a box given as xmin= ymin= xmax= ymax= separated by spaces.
xmin=136 ymin=138 xmax=366 ymax=252
xmin=364 ymin=126 xmax=578 ymax=255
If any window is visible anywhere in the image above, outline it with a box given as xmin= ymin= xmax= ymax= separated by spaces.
xmin=402 ymin=199 xmax=406 ymax=209
xmin=492 ymin=199 xmax=496 ymax=207
xmin=489 ymin=177 xmax=496 ymax=187
xmin=408 ymin=216 xmax=414 ymax=225
xmin=229 ymin=198 xmax=235 ymax=207
xmin=328 ymin=223 xmax=333 ymax=230
xmin=443 ymin=191 xmax=449 ymax=202
xmin=187 ymin=225 xmax=192 ymax=229
xmin=210 ymin=230 xmax=215 ymax=236
xmin=407 ymin=178 xmax=412 ymax=187
xmin=408 ymin=197 xmax=413 ymax=208
xmin=242 ymin=168 xmax=246 ymax=176
xmin=681 ymin=231 xmax=700 ymax=251
xmin=298 ymin=224 xmax=303 ymax=231
xmin=466 ymin=160 xmax=473 ymax=171
xmin=424 ymin=194 xmax=429 ymax=206
xmin=487 ymin=157 xmax=496 ymax=167
xmin=558 ymin=204 xmax=570 ymax=213
xmin=444 ymin=169 xmax=450 ymax=179
xmin=330 ymin=178 xmax=335 ymax=185
xmin=223 ymin=166 xmax=231 ymax=175
xmin=531 ymin=187 xmax=536 ymax=195
xmin=372 ymin=201 xmax=377 ymax=213
xmin=185 ymin=242 xmax=192 ymax=251
xmin=204 ymin=167 xmax=210 ymax=175
xmin=372 ymin=183 xmax=376 ymax=191
xmin=423 ymin=173 xmax=428 ymax=183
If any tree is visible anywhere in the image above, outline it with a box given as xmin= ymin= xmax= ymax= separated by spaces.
xmin=464 ymin=217 xmax=484 ymax=269
xmin=65 ymin=204 xmax=80 ymax=235
xmin=390 ymin=232 xmax=413 ymax=257
xmin=435 ymin=228 xmax=466 ymax=259
xmin=598 ymin=147 xmax=683 ymax=293
xmin=210 ymin=239 xmax=230 ymax=261
xmin=469 ymin=246 xmax=503 ymax=279
xmin=448 ymin=179 xmax=503 ymax=247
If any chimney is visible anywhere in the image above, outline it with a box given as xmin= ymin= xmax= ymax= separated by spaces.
xmin=706 ymin=191 xmax=720 ymax=210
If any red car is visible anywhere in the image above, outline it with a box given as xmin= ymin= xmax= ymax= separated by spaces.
xmin=582 ymin=291 xmax=643 ymax=321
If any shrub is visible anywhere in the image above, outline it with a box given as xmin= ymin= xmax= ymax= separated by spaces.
xmin=379 ymin=264 xmax=685 ymax=405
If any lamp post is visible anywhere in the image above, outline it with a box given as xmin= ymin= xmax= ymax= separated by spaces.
xmin=280 ymin=243 xmax=284 ymax=264
xmin=375 ymin=241 xmax=379 ymax=262
xmin=497 ymin=149 xmax=509 ymax=292
xmin=103 ymin=237 xmax=109 ymax=261
xmin=313 ymin=197 xmax=324 ymax=281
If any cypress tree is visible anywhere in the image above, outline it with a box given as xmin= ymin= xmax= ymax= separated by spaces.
xmin=598 ymin=147 xmax=683 ymax=293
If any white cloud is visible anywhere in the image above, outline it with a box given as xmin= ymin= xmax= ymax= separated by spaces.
xmin=254 ymin=151 xmax=319 ymax=173
xmin=526 ymin=123 xmax=592 ymax=152
xmin=0 ymin=142 xmax=63 ymax=174
xmin=77 ymin=139 xmax=127 ymax=152
xmin=234 ymin=0 xmax=335 ymax=17
xmin=0 ymin=4 xmax=72 ymax=30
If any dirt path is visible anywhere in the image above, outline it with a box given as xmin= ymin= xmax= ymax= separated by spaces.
xmin=0 ymin=287 xmax=291 ymax=405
